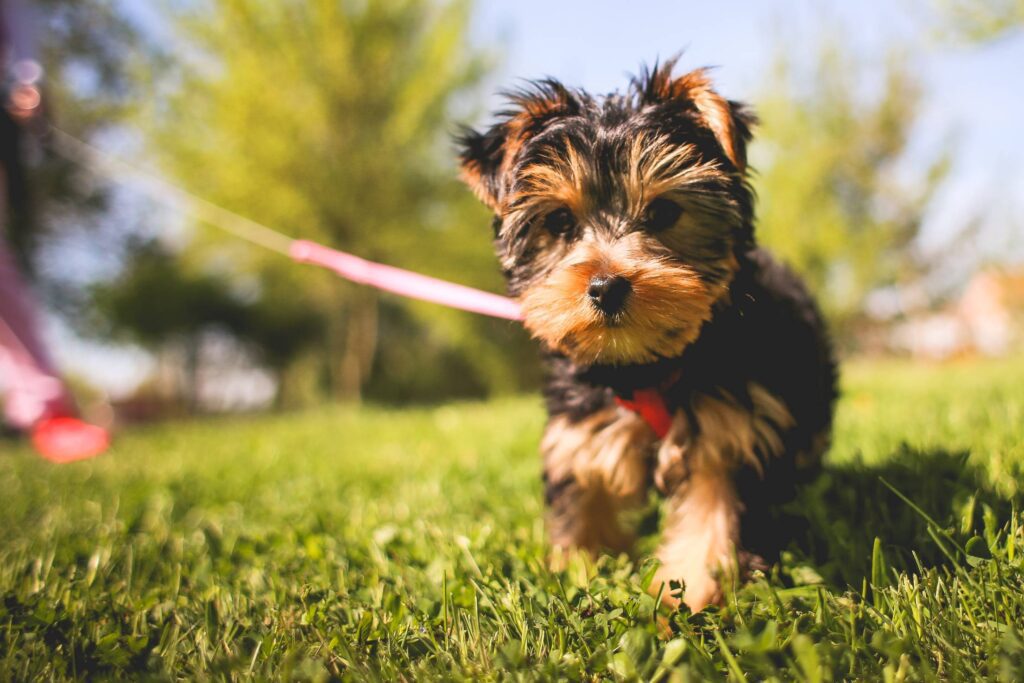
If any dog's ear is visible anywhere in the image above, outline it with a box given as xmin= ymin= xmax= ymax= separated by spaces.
xmin=457 ymin=79 xmax=580 ymax=212
xmin=636 ymin=59 xmax=756 ymax=174
xmin=456 ymin=123 xmax=509 ymax=212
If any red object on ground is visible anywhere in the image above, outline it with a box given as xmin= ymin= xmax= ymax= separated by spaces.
xmin=30 ymin=416 xmax=109 ymax=463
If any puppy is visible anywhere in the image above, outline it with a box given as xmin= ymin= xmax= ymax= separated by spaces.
xmin=457 ymin=58 xmax=837 ymax=611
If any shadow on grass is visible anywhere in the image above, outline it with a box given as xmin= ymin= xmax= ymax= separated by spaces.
xmin=738 ymin=447 xmax=1021 ymax=589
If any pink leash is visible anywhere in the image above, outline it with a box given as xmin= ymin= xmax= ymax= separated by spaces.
xmin=290 ymin=240 xmax=522 ymax=321
xmin=49 ymin=128 xmax=523 ymax=322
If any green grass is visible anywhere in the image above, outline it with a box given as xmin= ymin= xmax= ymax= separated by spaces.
xmin=2 ymin=357 xmax=1024 ymax=680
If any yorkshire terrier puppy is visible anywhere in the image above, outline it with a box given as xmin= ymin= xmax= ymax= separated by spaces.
xmin=458 ymin=58 xmax=838 ymax=611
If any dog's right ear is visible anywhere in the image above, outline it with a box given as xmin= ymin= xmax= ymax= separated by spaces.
xmin=456 ymin=123 xmax=509 ymax=213
xmin=635 ymin=57 xmax=756 ymax=174
xmin=458 ymin=79 xmax=581 ymax=212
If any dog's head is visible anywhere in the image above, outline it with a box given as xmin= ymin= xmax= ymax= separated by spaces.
xmin=458 ymin=58 xmax=756 ymax=367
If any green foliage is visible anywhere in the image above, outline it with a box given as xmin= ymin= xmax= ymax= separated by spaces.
xmin=752 ymin=43 xmax=949 ymax=339
xmin=137 ymin=0 xmax=531 ymax=403
xmin=937 ymin=0 xmax=1024 ymax=41
xmin=2 ymin=357 xmax=1024 ymax=679
xmin=89 ymin=241 xmax=250 ymax=347
xmin=89 ymin=240 xmax=323 ymax=369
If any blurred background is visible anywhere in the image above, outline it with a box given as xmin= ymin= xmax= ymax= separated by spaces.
xmin=4 ymin=0 xmax=1023 ymax=423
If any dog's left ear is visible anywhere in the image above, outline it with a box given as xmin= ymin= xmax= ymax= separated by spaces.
xmin=638 ymin=61 xmax=756 ymax=174
xmin=456 ymin=123 xmax=509 ymax=213
xmin=458 ymin=80 xmax=581 ymax=212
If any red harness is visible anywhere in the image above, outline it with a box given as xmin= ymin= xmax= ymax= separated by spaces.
xmin=612 ymin=370 xmax=682 ymax=439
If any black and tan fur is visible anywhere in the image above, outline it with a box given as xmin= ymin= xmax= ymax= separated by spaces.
xmin=458 ymin=59 xmax=837 ymax=611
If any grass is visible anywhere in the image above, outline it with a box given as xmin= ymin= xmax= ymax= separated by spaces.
xmin=2 ymin=357 xmax=1024 ymax=680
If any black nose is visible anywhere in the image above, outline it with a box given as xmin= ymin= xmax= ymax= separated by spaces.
xmin=587 ymin=275 xmax=632 ymax=315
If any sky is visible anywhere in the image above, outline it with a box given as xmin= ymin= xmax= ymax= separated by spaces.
xmin=48 ymin=0 xmax=1024 ymax=398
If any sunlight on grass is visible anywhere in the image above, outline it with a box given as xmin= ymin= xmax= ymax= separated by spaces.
xmin=1 ymin=360 xmax=1023 ymax=679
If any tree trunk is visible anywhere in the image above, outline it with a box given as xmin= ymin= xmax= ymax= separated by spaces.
xmin=183 ymin=335 xmax=201 ymax=414
xmin=336 ymin=291 xmax=379 ymax=402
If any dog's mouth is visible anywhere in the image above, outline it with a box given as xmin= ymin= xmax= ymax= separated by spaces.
xmin=599 ymin=312 xmax=626 ymax=329
xmin=522 ymin=293 xmax=709 ymax=367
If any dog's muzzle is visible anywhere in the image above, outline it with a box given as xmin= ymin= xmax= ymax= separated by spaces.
xmin=587 ymin=275 xmax=632 ymax=316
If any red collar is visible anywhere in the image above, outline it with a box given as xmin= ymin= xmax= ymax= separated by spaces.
xmin=613 ymin=370 xmax=682 ymax=439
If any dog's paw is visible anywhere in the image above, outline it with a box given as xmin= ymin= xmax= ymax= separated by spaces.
xmin=681 ymin=573 xmax=721 ymax=612
xmin=652 ymin=566 xmax=722 ymax=613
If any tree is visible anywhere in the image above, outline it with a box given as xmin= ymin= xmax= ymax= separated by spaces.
xmin=937 ymin=0 xmax=1024 ymax=41
xmin=751 ymin=43 xmax=949 ymax=342
xmin=89 ymin=239 xmax=325 ymax=410
xmin=139 ymin=0 xmax=534 ymax=403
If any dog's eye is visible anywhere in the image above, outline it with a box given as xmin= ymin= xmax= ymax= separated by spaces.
xmin=643 ymin=198 xmax=684 ymax=232
xmin=542 ymin=207 xmax=576 ymax=236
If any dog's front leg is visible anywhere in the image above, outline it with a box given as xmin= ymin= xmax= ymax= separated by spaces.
xmin=650 ymin=391 xmax=782 ymax=611
xmin=541 ymin=408 xmax=654 ymax=557
xmin=652 ymin=470 xmax=740 ymax=611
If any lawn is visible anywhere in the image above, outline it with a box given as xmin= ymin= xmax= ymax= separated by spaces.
xmin=2 ymin=357 xmax=1024 ymax=680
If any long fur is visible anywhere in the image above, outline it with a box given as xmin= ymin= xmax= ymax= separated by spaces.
xmin=458 ymin=57 xmax=838 ymax=611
